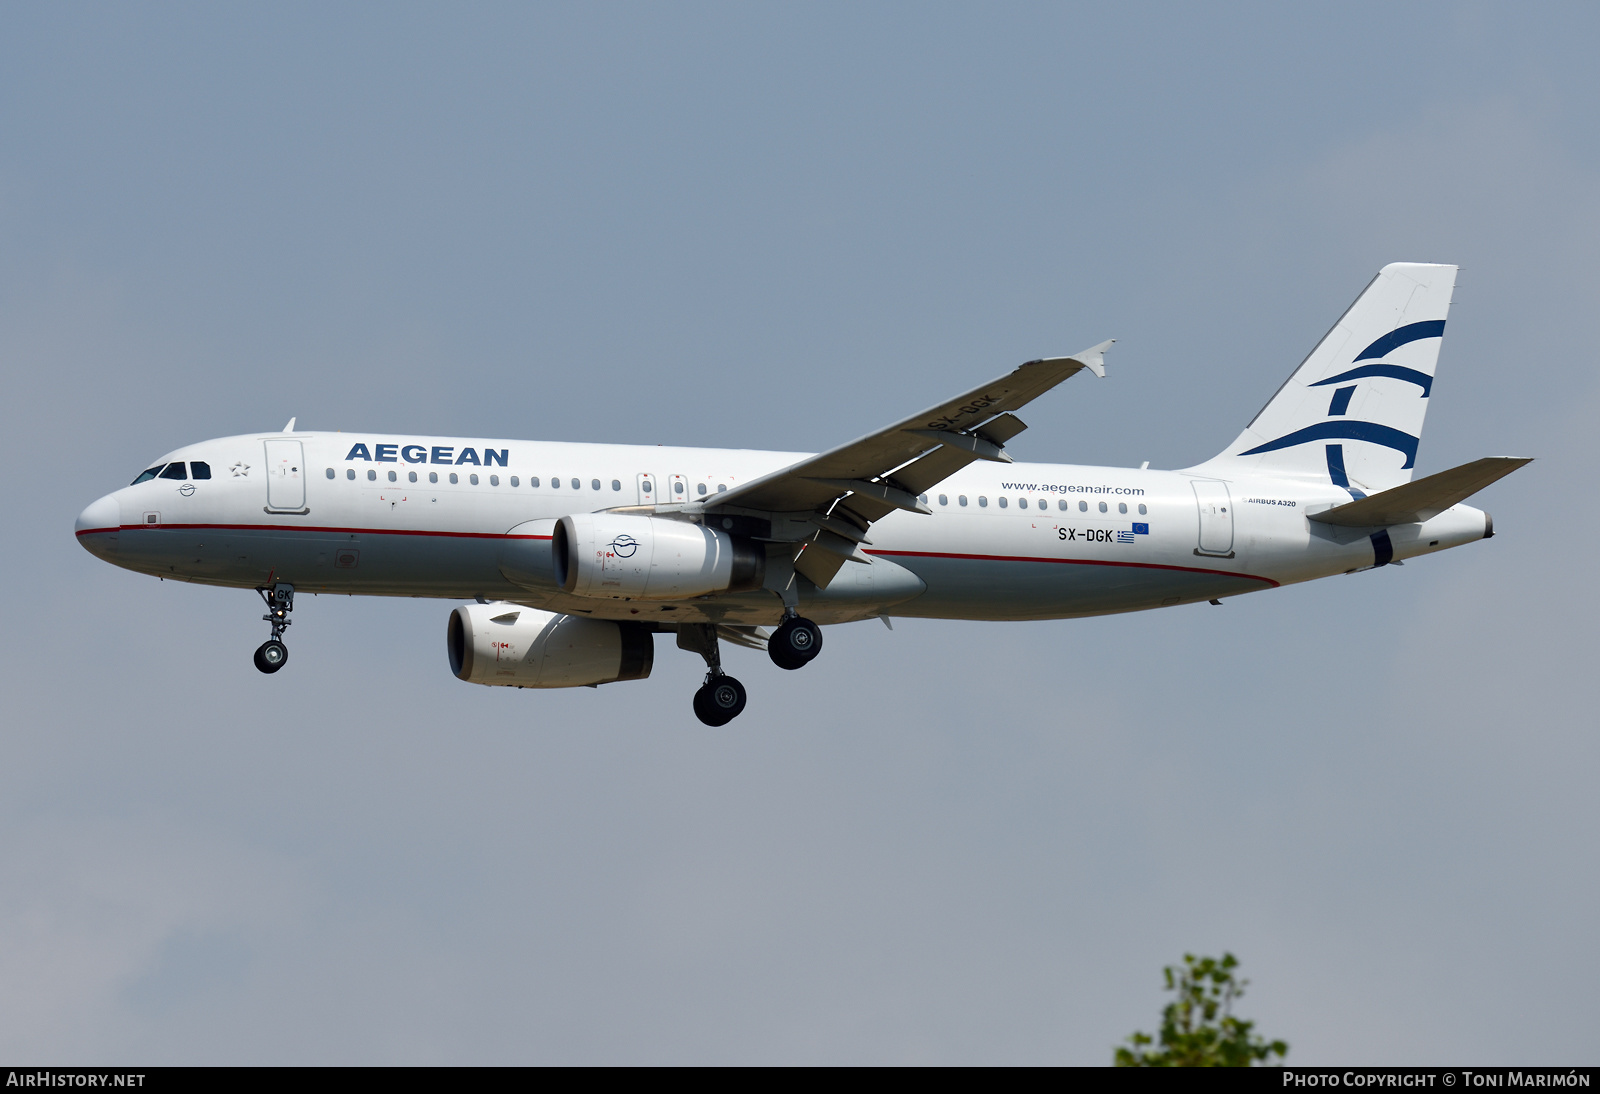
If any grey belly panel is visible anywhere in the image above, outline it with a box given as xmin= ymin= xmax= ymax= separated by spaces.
xmin=117 ymin=528 xmax=515 ymax=597
xmin=881 ymin=554 xmax=1271 ymax=620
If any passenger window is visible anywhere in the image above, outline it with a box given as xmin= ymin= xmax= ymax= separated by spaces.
xmin=346 ymin=468 xmax=355 ymax=481
xmin=1017 ymin=498 xmax=1027 ymax=509
xmin=131 ymin=466 xmax=164 ymax=485
xmin=552 ymin=477 xmax=560 ymax=488
xmin=591 ymin=479 xmax=600 ymax=490
xmin=1079 ymin=500 xmax=1087 ymax=512
xmin=490 ymin=475 xmax=499 ymax=486
xmin=367 ymin=469 xmax=377 ymax=481
xmin=959 ymin=495 xmax=967 ymax=506
xmin=998 ymin=497 xmax=1007 ymax=508
xmin=408 ymin=471 xmax=417 ymax=482
xmin=697 ymin=483 xmax=706 ymax=495
xmin=325 ymin=468 xmax=334 ymax=479
xmin=160 ymin=463 xmax=187 ymax=480
xmin=1099 ymin=501 xmax=1108 ymax=513
xmin=1058 ymin=499 xmax=1067 ymax=511
xmin=613 ymin=480 xmax=622 ymax=491
xmin=1119 ymin=502 xmax=1127 ymax=514
xmin=530 ymin=477 xmax=540 ymax=487
xmin=190 ymin=462 xmax=211 ymax=480
xmin=674 ymin=481 xmax=684 ymax=494
xmin=717 ymin=484 xmax=726 ymax=492
xmin=511 ymin=476 xmax=519 ymax=487
xmin=641 ymin=481 xmax=651 ymax=493
xmin=938 ymin=494 xmax=948 ymax=506
xmin=429 ymin=472 xmax=438 ymax=484
xmin=1138 ymin=503 xmax=1147 ymax=515
xmin=570 ymin=478 xmax=579 ymax=490
xmin=387 ymin=470 xmax=397 ymax=482
xmin=449 ymin=473 xmax=459 ymax=484
xmin=979 ymin=496 xmax=988 ymax=507
xmin=919 ymin=494 xmax=929 ymax=504
xmin=470 ymin=474 xmax=480 ymax=485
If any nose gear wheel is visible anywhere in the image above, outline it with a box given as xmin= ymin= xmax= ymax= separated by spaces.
xmin=254 ymin=639 xmax=288 ymax=673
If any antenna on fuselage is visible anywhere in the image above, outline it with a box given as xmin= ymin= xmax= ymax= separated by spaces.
xmin=281 ymin=417 xmax=296 ymax=433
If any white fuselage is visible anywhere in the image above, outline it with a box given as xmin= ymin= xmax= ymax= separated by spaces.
xmin=74 ymin=431 xmax=1491 ymax=626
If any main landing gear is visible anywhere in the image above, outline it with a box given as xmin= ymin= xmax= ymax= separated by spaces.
xmin=677 ymin=613 xmax=823 ymax=725
xmin=253 ymin=582 xmax=294 ymax=674
xmin=677 ymin=623 xmax=747 ymax=726
xmin=693 ymin=675 xmax=747 ymax=727
xmin=768 ymin=613 xmax=822 ymax=671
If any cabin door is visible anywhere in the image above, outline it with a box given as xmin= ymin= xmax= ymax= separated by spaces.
xmin=264 ymin=440 xmax=307 ymax=512
xmin=1192 ymin=480 xmax=1234 ymax=557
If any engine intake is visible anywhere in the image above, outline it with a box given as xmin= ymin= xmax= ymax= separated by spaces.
xmin=447 ymin=602 xmax=653 ymax=688
xmin=552 ymin=513 xmax=764 ymax=600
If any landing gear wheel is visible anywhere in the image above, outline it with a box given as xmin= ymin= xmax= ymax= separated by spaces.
xmin=253 ymin=583 xmax=296 ymax=676
xmin=768 ymin=616 xmax=822 ymax=670
xmin=254 ymin=639 xmax=288 ymax=674
xmin=693 ymin=675 xmax=747 ymax=726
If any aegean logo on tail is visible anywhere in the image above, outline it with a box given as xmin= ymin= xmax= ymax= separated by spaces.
xmin=1238 ymin=320 xmax=1446 ymax=468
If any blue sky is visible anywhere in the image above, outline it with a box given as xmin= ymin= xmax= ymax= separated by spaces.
xmin=2 ymin=3 xmax=1597 ymax=1063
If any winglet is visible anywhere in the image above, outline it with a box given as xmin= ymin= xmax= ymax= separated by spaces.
xmin=1048 ymin=339 xmax=1113 ymax=379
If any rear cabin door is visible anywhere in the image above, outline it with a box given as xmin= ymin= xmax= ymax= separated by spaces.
xmin=265 ymin=440 xmax=307 ymax=512
xmin=1192 ymin=480 xmax=1234 ymax=557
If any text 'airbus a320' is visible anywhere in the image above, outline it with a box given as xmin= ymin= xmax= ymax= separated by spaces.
xmin=76 ymin=263 xmax=1527 ymax=724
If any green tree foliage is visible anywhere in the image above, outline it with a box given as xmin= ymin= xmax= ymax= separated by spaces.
xmin=1114 ymin=952 xmax=1289 ymax=1067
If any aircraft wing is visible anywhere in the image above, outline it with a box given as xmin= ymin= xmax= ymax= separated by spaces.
xmin=1309 ymin=456 xmax=1532 ymax=527
xmin=708 ymin=341 xmax=1112 ymax=585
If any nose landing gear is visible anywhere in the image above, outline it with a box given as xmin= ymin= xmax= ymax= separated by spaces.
xmin=253 ymin=583 xmax=294 ymax=674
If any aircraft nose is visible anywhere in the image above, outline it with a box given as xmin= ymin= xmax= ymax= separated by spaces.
xmin=75 ymin=493 xmax=122 ymax=552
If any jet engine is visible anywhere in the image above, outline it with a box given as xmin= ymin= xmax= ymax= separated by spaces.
xmin=552 ymin=513 xmax=765 ymax=600
xmin=447 ymin=602 xmax=653 ymax=687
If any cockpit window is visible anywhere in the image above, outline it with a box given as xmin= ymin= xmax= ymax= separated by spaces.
xmin=159 ymin=463 xmax=188 ymax=480
xmin=190 ymin=461 xmax=211 ymax=480
xmin=131 ymin=466 xmax=165 ymax=485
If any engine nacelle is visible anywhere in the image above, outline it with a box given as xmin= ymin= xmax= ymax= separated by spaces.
xmin=447 ymin=602 xmax=653 ymax=688
xmin=552 ymin=513 xmax=765 ymax=600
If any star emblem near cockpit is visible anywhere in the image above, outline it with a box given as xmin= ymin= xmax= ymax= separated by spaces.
xmin=230 ymin=462 xmax=250 ymax=477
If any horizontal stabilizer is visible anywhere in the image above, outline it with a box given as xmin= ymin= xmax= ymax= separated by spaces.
xmin=1309 ymin=457 xmax=1532 ymax=527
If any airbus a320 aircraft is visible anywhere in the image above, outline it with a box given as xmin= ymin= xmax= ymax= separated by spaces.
xmin=76 ymin=263 xmax=1527 ymax=724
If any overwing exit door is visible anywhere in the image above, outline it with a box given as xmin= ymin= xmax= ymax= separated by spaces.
xmin=1192 ymin=480 xmax=1234 ymax=557
xmin=265 ymin=440 xmax=307 ymax=512
xmin=636 ymin=472 xmax=657 ymax=507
